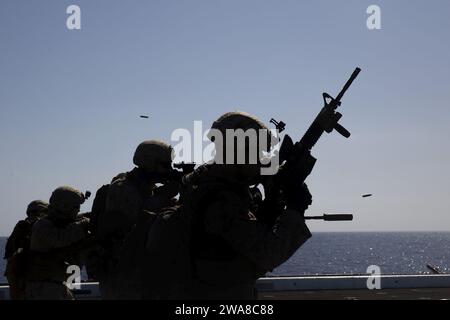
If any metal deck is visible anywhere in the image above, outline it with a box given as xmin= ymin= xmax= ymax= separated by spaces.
xmin=1 ymin=274 xmax=450 ymax=300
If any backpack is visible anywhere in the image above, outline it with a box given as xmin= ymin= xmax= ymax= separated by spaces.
xmin=89 ymin=184 xmax=110 ymax=235
xmin=4 ymin=218 xmax=38 ymax=279
xmin=113 ymin=206 xmax=188 ymax=299
xmin=89 ymin=173 xmax=128 ymax=235
xmin=84 ymin=173 xmax=127 ymax=281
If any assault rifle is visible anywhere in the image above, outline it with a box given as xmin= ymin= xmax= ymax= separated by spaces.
xmin=267 ymin=67 xmax=361 ymax=221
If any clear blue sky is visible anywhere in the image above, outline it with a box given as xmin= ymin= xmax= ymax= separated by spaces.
xmin=1 ymin=0 xmax=449 ymax=235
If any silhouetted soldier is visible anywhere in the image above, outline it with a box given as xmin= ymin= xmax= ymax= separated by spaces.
xmin=3 ymin=200 xmax=48 ymax=299
xmin=25 ymin=187 xmax=89 ymax=300
xmin=180 ymin=111 xmax=312 ymax=299
xmin=95 ymin=140 xmax=179 ymax=299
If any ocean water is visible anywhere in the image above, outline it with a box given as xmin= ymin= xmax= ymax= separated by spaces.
xmin=269 ymin=232 xmax=450 ymax=276
xmin=1 ymin=232 xmax=450 ymax=283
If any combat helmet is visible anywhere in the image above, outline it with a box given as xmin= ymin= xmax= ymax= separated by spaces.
xmin=26 ymin=200 xmax=49 ymax=218
xmin=49 ymin=186 xmax=85 ymax=219
xmin=133 ymin=140 xmax=173 ymax=172
xmin=207 ymin=111 xmax=277 ymax=164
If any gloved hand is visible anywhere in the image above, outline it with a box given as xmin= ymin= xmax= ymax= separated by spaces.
xmin=284 ymin=181 xmax=312 ymax=214
xmin=144 ymin=181 xmax=180 ymax=211
xmin=249 ymin=186 xmax=263 ymax=213
xmin=154 ymin=181 xmax=180 ymax=200
xmin=75 ymin=216 xmax=91 ymax=234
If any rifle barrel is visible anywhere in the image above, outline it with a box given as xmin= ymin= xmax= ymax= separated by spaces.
xmin=335 ymin=67 xmax=361 ymax=103
xmin=305 ymin=214 xmax=353 ymax=221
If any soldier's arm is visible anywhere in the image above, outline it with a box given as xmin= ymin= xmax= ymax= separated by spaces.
xmin=30 ymin=219 xmax=86 ymax=252
xmin=204 ymin=191 xmax=311 ymax=271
